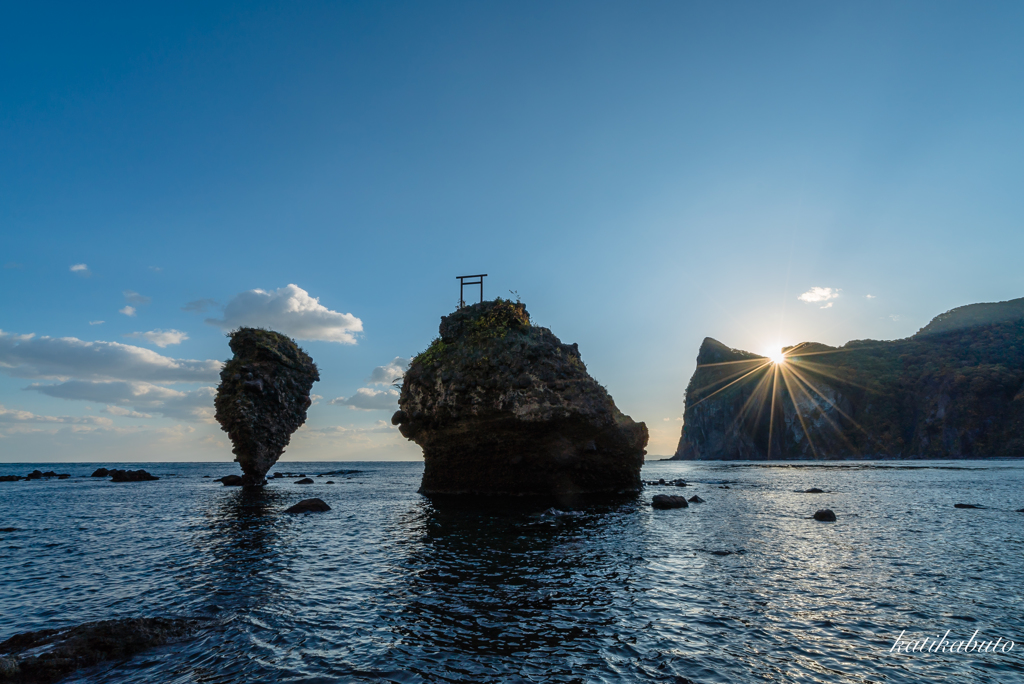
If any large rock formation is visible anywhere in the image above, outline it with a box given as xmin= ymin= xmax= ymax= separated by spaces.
xmin=673 ymin=297 xmax=1024 ymax=460
xmin=215 ymin=328 xmax=319 ymax=486
xmin=393 ymin=299 xmax=647 ymax=497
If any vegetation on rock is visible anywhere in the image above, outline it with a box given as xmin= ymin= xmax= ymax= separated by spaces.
xmin=395 ymin=299 xmax=647 ymax=498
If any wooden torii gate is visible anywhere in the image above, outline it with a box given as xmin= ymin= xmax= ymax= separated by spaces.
xmin=457 ymin=274 xmax=487 ymax=308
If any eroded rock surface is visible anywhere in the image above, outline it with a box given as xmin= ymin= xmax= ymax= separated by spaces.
xmin=0 ymin=617 xmax=201 ymax=683
xmin=214 ymin=328 xmax=319 ymax=487
xmin=394 ymin=299 xmax=647 ymax=498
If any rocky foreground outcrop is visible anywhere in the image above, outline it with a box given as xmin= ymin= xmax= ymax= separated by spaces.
xmin=393 ymin=299 xmax=647 ymax=497
xmin=0 ymin=617 xmax=201 ymax=683
xmin=673 ymin=297 xmax=1024 ymax=460
xmin=215 ymin=328 xmax=319 ymax=487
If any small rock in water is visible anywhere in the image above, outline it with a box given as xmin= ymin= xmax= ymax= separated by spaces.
xmin=1017 ymin=508 xmax=1024 ymax=513
xmin=57 ymin=474 xmax=70 ymax=479
xmin=91 ymin=468 xmax=109 ymax=477
xmin=688 ymin=495 xmax=704 ymax=503
xmin=709 ymin=550 xmax=732 ymax=556
xmin=652 ymin=494 xmax=689 ymax=509
xmin=109 ymin=469 xmax=159 ymax=482
xmin=326 ymin=481 xmax=335 ymax=484
xmin=0 ymin=527 xmax=17 ymax=533
xmin=813 ymin=509 xmax=837 ymax=522
xmin=295 ymin=478 xmax=314 ymax=485
xmin=219 ymin=475 xmax=243 ymax=486
xmin=285 ymin=498 xmax=331 ymax=513
xmin=954 ymin=503 xmax=982 ymax=509
xmin=0 ymin=475 xmax=24 ymax=482
xmin=804 ymin=488 xmax=825 ymax=493
xmin=26 ymin=470 xmax=43 ymax=480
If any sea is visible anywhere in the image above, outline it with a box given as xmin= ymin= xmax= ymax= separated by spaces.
xmin=1 ymin=459 xmax=1022 ymax=684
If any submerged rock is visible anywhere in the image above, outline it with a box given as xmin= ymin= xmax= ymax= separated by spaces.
xmin=813 ymin=509 xmax=837 ymax=522
xmin=954 ymin=503 xmax=983 ymax=509
xmin=214 ymin=328 xmax=319 ymax=488
xmin=804 ymin=488 xmax=825 ymax=493
xmin=394 ymin=299 xmax=647 ymax=498
xmin=285 ymin=498 xmax=331 ymax=513
xmin=0 ymin=617 xmax=201 ymax=684
xmin=109 ymin=469 xmax=159 ymax=482
xmin=294 ymin=478 xmax=314 ymax=484
xmin=651 ymin=494 xmax=689 ymax=509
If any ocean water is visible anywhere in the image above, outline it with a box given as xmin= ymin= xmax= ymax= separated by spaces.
xmin=1 ymin=459 xmax=1022 ymax=684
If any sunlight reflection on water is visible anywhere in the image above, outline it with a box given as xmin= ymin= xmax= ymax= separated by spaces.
xmin=1 ymin=460 xmax=1022 ymax=683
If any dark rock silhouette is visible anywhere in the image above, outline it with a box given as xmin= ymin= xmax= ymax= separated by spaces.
xmin=394 ymin=299 xmax=647 ymax=498
xmin=0 ymin=475 xmax=23 ymax=482
xmin=91 ymin=468 xmax=109 ymax=477
xmin=0 ymin=617 xmax=201 ymax=684
xmin=109 ymin=469 xmax=158 ymax=482
xmin=219 ymin=475 xmax=243 ymax=486
xmin=954 ymin=503 xmax=983 ymax=509
xmin=294 ymin=478 xmax=314 ymax=484
xmin=26 ymin=470 xmax=42 ymax=480
xmin=285 ymin=498 xmax=331 ymax=513
xmin=674 ymin=296 xmax=1024 ymax=460
xmin=813 ymin=509 xmax=837 ymax=521
xmin=688 ymin=495 xmax=704 ymax=503
xmin=805 ymin=488 xmax=825 ymax=493
xmin=214 ymin=328 xmax=319 ymax=487
xmin=652 ymin=494 xmax=689 ymax=509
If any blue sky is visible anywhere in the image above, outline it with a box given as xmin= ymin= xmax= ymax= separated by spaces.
xmin=2 ymin=1 xmax=1023 ymax=461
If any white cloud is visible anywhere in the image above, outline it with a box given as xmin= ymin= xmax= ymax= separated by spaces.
xmin=102 ymin=405 xmax=153 ymax=419
xmin=866 ymin=294 xmax=876 ymax=299
xmin=310 ymin=393 xmax=323 ymax=406
xmin=120 ymin=306 xmax=136 ymax=317
xmin=821 ymin=302 xmax=833 ymax=309
xmin=89 ymin=320 xmax=105 ymax=326
xmin=0 ymin=330 xmax=221 ymax=382
xmin=26 ymin=380 xmax=216 ymax=422
xmin=890 ymin=314 xmax=901 ymax=322
xmin=330 ymin=387 xmax=399 ymax=410
xmin=125 ymin=329 xmax=189 ymax=348
xmin=70 ymin=264 xmax=90 ymax=276
xmin=206 ymin=284 xmax=363 ymax=343
xmin=123 ymin=290 xmax=152 ymax=306
xmin=797 ymin=287 xmax=840 ymax=304
xmin=369 ymin=357 xmax=410 ymax=385
xmin=0 ymin=404 xmax=112 ymax=426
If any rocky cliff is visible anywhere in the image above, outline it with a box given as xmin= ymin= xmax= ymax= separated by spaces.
xmin=393 ymin=299 xmax=648 ymax=497
xmin=673 ymin=297 xmax=1024 ymax=460
xmin=215 ymin=328 xmax=319 ymax=486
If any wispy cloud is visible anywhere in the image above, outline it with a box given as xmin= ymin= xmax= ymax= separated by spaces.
xmin=89 ymin=320 xmax=105 ymax=326
xmin=330 ymin=387 xmax=399 ymax=410
xmin=119 ymin=306 xmax=136 ymax=317
xmin=0 ymin=330 xmax=221 ymax=382
xmin=123 ymin=290 xmax=151 ymax=306
xmin=207 ymin=284 xmax=363 ymax=343
xmin=125 ymin=329 xmax=189 ymax=348
xmin=0 ymin=404 xmax=112 ymax=426
xmin=182 ymin=299 xmax=219 ymax=313
xmin=866 ymin=294 xmax=876 ymax=299
xmin=102 ymin=405 xmax=153 ymax=419
xmin=27 ymin=381 xmax=216 ymax=422
xmin=70 ymin=263 xmax=91 ymax=276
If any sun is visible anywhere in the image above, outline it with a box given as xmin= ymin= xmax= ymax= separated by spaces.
xmin=764 ymin=347 xmax=786 ymax=365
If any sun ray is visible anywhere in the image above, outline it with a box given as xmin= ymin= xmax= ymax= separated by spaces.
xmin=778 ymin=365 xmax=820 ymax=459
xmin=685 ymin=360 xmax=772 ymax=411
